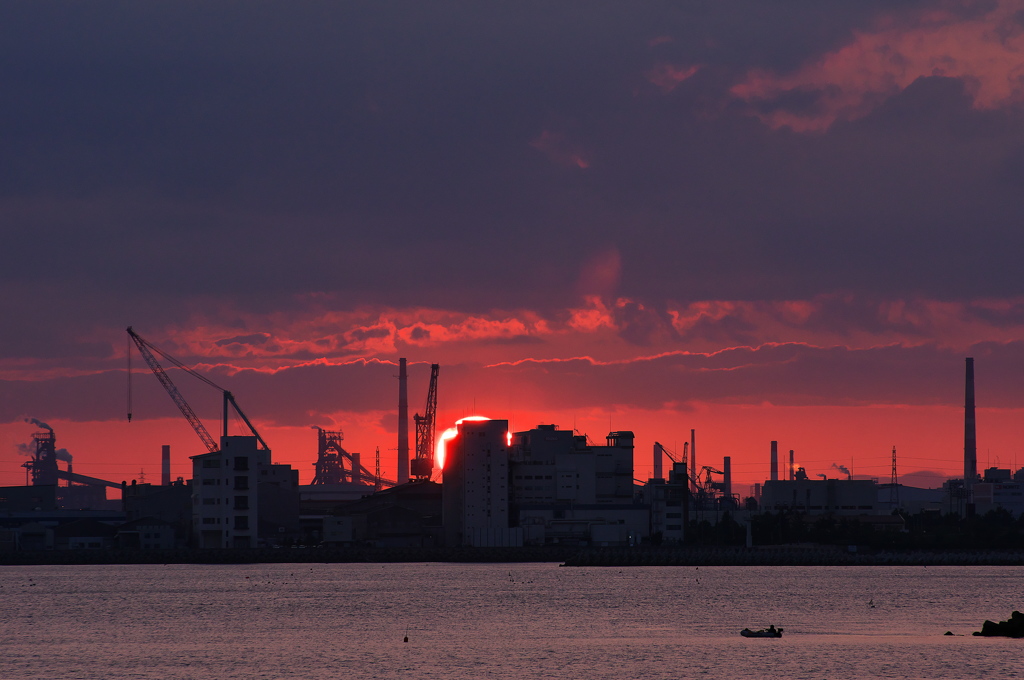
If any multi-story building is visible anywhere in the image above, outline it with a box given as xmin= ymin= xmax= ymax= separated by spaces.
xmin=191 ymin=435 xmax=299 ymax=548
xmin=644 ymin=460 xmax=689 ymax=543
xmin=441 ymin=419 xmax=519 ymax=547
xmin=508 ymin=424 xmax=646 ymax=546
xmin=969 ymin=466 xmax=1024 ymax=517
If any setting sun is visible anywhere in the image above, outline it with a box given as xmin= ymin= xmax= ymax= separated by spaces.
xmin=435 ymin=416 xmax=491 ymax=471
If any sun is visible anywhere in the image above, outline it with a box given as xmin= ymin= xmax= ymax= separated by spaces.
xmin=435 ymin=416 xmax=490 ymax=470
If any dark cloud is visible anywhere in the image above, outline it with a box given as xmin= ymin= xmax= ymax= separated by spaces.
xmin=7 ymin=340 xmax=1021 ymax=430
xmin=1 ymin=1 xmax=1023 ymax=370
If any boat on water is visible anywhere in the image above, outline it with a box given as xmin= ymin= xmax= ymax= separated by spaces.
xmin=740 ymin=626 xmax=783 ymax=638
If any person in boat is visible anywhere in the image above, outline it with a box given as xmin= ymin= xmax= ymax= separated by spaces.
xmin=768 ymin=625 xmax=776 ymax=634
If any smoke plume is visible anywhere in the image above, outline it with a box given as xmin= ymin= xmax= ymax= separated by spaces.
xmin=831 ymin=463 xmax=851 ymax=478
xmin=25 ymin=417 xmax=53 ymax=432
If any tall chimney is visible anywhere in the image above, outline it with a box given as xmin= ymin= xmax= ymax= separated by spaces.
xmin=690 ymin=429 xmax=697 ymax=493
xmin=653 ymin=442 xmax=663 ymax=480
xmin=789 ymin=450 xmax=795 ymax=481
xmin=723 ymin=456 xmax=732 ymax=499
xmin=161 ymin=445 xmax=171 ymax=486
xmin=398 ymin=358 xmax=409 ymax=484
xmin=965 ymin=357 xmax=977 ymax=489
xmin=770 ymin=441 xmax=778 ymax=481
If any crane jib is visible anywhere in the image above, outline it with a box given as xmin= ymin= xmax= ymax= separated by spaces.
xmin=125 ymin=327 xmax=267 ymax=452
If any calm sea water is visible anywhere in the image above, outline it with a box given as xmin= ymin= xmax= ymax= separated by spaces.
xmin=1 ymin=561 xmax=1022 ymax=679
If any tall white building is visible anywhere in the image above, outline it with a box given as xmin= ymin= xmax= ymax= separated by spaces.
xmin=442 ymin=419 xmax=519 ymax=547
xmin=192 ymin=436 xmax=268 ymax=549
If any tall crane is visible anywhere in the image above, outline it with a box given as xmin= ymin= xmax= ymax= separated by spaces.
xmin=411 ymin=363 xmax=439 ymax=480
xmin=126 ymin=327 xmax=268 ymax=452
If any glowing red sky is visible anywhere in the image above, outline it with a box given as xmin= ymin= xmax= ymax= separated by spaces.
xmin=3 ymin=2 xmax=1024 ymax=493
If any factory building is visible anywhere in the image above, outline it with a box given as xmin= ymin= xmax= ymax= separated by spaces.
xmin=507 ymin=425 xmax=646 ymax=546
xmin=644 ymin=459 xmax=689 ymax=544
xmin=760 ymin=478 xmax=877 ymax=515
xmin=441 ymin=419 xmax=519 ymax=547
xmin=191 ymin=436 xmax=300 ymax=548
xmin=968 ymin=467 xmax=1024 ymax=517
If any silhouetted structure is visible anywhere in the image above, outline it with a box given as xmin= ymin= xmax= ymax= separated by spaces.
xmin=965 ymin=357 xmax=978 ymax=491
xmin=397 ymin=358 xmax=409 ymax=484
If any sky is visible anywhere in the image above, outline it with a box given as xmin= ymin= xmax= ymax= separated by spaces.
xmin=4 ymin=1 xmax=1024 ymax=493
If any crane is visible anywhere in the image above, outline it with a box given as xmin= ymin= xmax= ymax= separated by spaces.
xmin=126 ymin=327 xmax=268 ymax=452
xmin=411 ymin=363 xmax=439 ymax=480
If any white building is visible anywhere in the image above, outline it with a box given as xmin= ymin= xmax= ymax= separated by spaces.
xmin=971 ymin=467 xmax=1024 ymax=516
xmin=509 ymin=425 xmax=645 ymax=546
xmin=442 ymin=419 xmax=520 ymax=547
xmin=192 ymin=436 xmax=267 ymax=549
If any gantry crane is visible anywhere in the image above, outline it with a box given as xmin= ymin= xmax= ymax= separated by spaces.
xmin=126 ymin=327 xmax=268 ymax=452
xmin=411 ymin=363 xmax=439 ymax=480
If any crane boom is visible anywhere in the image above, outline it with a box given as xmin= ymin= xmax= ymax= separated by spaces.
xmin=411 ymin=363 xmax=439 ymax=480
xmin=126 ymin=326 xmax=269 ymax=451
xmin=127 ymin=327 xmax=219 ymax=453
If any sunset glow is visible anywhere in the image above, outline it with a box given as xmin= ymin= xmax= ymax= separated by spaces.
xmin=4 ymin=2 xmax=1024 ymax=496
xmin=435 ymin=416 xmax=491 ymax=472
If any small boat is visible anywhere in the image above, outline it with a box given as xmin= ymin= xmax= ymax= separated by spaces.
xmin=741 ymin=626 xmax=783 ymax=638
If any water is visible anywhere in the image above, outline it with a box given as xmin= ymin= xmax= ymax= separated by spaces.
xmin=1 ymin=562 xmax=1022 ymax=679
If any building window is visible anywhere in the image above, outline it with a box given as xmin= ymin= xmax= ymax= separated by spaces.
xmin=234 ymin=476 xmax=249 ymax=490
xmin=234 ymin=515 xmax=249 ymax=530
xmin=202 ymin=478 xmax=218 ymax=486
xmin=234 ymin=456 xmax=249 ymax=471
xmin=202 ymin=459 xmax=220 ymax=469
xmin=234 ymin=495 xmax=249 ymax=510
xmin=203 ymin=498 xmax=217 ymax=505
xmin=202 ymin=518 xmax=218 ymax=525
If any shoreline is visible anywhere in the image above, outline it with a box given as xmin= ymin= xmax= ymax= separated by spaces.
xmin=3 ymin=545 xmax=1024 ymax=567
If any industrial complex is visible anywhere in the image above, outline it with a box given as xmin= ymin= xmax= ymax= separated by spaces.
xmin=2 ymin=338 xmax=1022 ymax=552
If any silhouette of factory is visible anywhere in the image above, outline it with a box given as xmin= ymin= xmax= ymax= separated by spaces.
xmin=3 ymin=343 xmax=1023 ymax=552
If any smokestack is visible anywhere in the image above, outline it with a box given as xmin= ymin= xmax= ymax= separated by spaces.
xmin=770 ymin=441 xmax=778 ymax=481
xmin=965 ymin=357 xmax=977 ymax=489
xmin=161 ymin=445 xmax=171 ymax=486
xmin=789 ymin=450 xmax=794 ymax=481
xmin=653 ymin=442 xmax=663 ymax=480
xmin=398 ymin=358 xmax=409 ymax=484
xmin=690 ymin=429 xmax=696 ymax=492
xmin=723 ymin=456 xmax=732 ymax=499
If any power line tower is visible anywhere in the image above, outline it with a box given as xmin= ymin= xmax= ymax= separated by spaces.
xmin=889 ymin=446 xmax=900 ymax=510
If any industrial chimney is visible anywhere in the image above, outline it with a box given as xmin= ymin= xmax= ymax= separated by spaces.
xmin=690 ymin=429 xmax=696 ymax=492
xmin=653 ymin=442 xmax=663 ymax=480
xmin=770 ymin=441 xmax=778 ymax=481
xmin=398 ymin=358 xmax=409 ymax=484
xmin=723 ymin=456 xmax=732 ymax=500
xmin=789 ymin=450 xmax=795 ymax=481
xmin=964 ymin=357 xmax=977 ymax=490
xmin=161 ymin=445 xmax=171 ymax=486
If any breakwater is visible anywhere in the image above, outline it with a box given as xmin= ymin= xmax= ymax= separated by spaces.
xmin=4 ymin=545 xmax=1024 ymax=567
xmin=561 ymin=545 xmax=1024 ymax=566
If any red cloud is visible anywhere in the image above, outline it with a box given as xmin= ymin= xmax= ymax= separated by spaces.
xmin=646 ymin=62 xmax=701 ymax=93
xmin=529 ymin=129 xmax=591 ymax=169
xmin=731 ymin=0 xmax=1024 ymax=131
